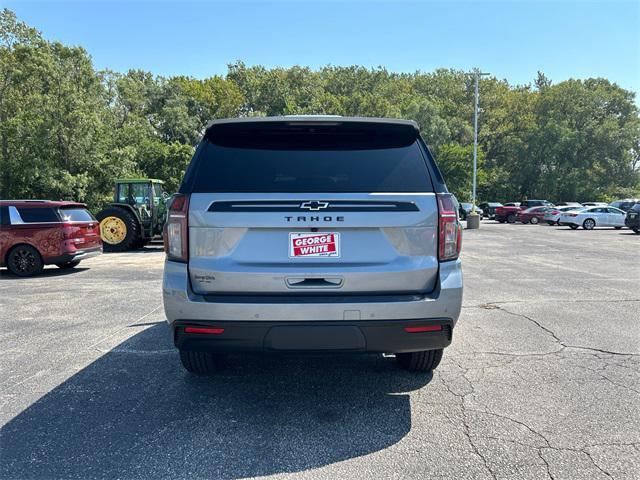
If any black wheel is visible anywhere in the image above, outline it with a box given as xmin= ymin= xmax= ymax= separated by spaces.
xmin=6 ymin=244 xmax=44 ymax=277
xmin=179 ymin=349 xmax=225 ymax=374
xmin=396 ymin=349 xmax=443 ymax=372
xmin=583 ymin=218 xmax=596 ymax=230
xmin=530 ymin=216 xmax=539 ymax=225
xmin=96 ymin=206 xmax=140 ymax=252
xmin=546 ymin=221 xmax=555 ymax=226
xmin=614 ymin=226 xmax=622 ymax=230
xmin=507 ymin=214 xmax=517 ymax=223
xmin=633 ymin=228 xmax=640 ymax=234
xmin=55 ymin=260 xmax=81 ymax=269
xmin=569 ymin=225 xmax=579 ymax=230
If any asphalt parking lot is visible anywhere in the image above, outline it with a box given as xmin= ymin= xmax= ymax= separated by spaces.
xmin=1 ymin=223 xmax=638 ymax=480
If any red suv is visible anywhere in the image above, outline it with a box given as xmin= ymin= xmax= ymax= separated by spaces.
xmin=0 ymin=200 xmax=102 ymax=276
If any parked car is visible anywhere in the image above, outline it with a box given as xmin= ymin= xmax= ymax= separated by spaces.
xmin=609 ymin=199 xmax=640 ymax=212
xmin=163 ymin=116 xmax=463 ymax=374
xmin=558 ymin=206 xmax=627 ymax=230
xmin=624 ymin=203 xmax=640 ymax=234
xmin=0 ymin=200 xmax=102 ymax=276
xmin=458 ymin=203 xmax=483 ymax=220
xmin=478 ymin=202 xmax=503 ymax=219
xmin=517 ymin=206 xmax=551 ymax=224
xmin=520 ymin=199 xmax=554 ymax=209
xmin=495 ymin=203 xmax=522 ymax=223
xmin=581 ymin=202 xmax=608 ymax=207
xmin=543 ymin=206 xmax=586 ymax=225
xmin=556 ymin=202 xmax=583 ymax=207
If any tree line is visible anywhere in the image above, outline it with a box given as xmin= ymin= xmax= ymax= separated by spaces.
xmin=1 ymin=9 xmax=638 ymax=211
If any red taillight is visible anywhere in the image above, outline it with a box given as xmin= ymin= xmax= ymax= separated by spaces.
xmin=184 ymin=327 xmax=224 ymax=335
xmin=437 ymin=193 xmax=462 ymax=261
xmin=164 ymin=194 xmax=190 ymax=262
xmin=404 ymin=325 xmax=443 ymax=333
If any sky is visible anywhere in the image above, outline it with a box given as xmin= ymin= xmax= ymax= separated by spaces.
xmin=5 ymin=0 xmax=640 ymax=96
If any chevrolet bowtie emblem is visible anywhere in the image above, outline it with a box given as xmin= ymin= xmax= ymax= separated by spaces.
xmin=300 ymin=201 xmax=329 ymax=211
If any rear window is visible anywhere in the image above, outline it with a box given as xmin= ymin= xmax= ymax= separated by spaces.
xmin=58 ymin=208 xmax=95 ymax=222
xmin=16 ymin=207 xmax=59 ymax=223
xmin=185 ymin=122 xmax=433 ymax=193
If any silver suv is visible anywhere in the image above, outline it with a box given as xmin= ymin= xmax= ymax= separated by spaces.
xmin=163 ymin=116 xmax=463 ymax=374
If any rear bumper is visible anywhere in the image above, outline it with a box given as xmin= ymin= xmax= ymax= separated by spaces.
xmin=174 ymin=319 xmax=453 ymax=354
xmin=163 ymin=258 xmax=463 ymax=352
xmin=46 ymin=246 xmax=102 ymax=265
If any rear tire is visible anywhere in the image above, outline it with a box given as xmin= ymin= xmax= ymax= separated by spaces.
xmin=96 ymin=207 xmax=140 ymax=252
xmin=614 ymin=226 xmax=622 ymax=230
xmin=179 ymin=349 xmax=225 ymax=374
xmin=55 ymin=260 xmax=81 ymax=269
xmin=6 ymin=244 xmax=44 ymax=277
xmin=396 ymin=349 xmax=443 ymax=372
xmin=507 ymin=214 xmax=516 ymax=224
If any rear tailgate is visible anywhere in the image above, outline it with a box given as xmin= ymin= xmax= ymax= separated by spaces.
xmin=183 ymin=120 xmax=440 ymax=295
xmin=188 ymin=193 xmax=438 ymax=294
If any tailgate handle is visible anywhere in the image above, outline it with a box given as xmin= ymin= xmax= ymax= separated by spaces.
xmin=286 ymin=277 xmax=343 ymax=289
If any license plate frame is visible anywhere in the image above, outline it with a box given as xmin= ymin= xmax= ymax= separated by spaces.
xmin=289 ymin=232 xmax=340 ymax=258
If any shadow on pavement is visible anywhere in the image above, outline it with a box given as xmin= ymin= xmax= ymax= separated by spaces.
xmin=0 ymin=324 xmax=431 ymax=479
xmin=0 ymin=266 xmax=90 ymax=280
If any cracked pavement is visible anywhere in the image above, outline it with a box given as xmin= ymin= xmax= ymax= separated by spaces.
xmin=1 ymin=224 xmax=639 ymax=479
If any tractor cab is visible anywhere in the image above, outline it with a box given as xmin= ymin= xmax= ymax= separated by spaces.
xmin=115 ymin=179 xmax=167 ymax=226
xmin=96 ymin=179 xmax=169 ymax=252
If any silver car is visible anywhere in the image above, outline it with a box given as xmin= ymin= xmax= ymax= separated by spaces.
xmin=163 ymin=116 xmax=463 ymax=374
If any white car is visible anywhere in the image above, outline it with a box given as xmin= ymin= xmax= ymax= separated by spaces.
xmin=559 ymin=207 xmax=627 ymax=230
xmin=543 ymin=206 xmax=586 ymax=225
xmin=581 ymin=202 xmax=608 ymax=207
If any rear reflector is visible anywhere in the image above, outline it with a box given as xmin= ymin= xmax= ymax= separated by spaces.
xmin=184 ymin=327 xmax=225 ymax=335
xmin=404 ymin=325 xmax=443 ymax=333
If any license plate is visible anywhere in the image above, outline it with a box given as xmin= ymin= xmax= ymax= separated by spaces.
xmin=289 ymin=232 xmax=340 ymax=258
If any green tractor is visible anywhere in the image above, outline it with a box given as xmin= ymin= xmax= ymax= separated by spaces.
xmin=96 ymin=179 xmax=169 ymax=252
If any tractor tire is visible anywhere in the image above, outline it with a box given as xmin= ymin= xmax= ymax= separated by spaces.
xmin=96 ymin=206 xmax=140 ymax=252
xmin=132 ymin=237 xmax=149 ymax=249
